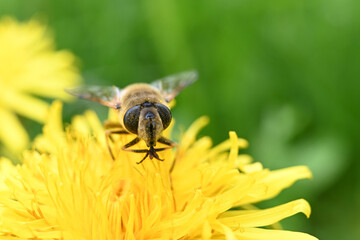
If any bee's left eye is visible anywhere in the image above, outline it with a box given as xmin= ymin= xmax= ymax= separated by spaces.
xmin=124 ymin=105 xmax=141 ymax=134
xmin=154 ymin=103 xmax=172 ymax=130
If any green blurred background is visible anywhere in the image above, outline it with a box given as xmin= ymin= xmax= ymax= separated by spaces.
xmin=1 ymin=0 xmax=359 ymax=239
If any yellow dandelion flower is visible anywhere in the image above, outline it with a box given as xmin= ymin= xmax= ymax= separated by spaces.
xmin=0 ymin=101 xmax=318 ymax=240
xmin=0 ymin=17 xmax=81 ymax=153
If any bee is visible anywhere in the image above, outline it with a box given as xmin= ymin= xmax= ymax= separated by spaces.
xmin=66 ymin=70 xmax=198 ymax=163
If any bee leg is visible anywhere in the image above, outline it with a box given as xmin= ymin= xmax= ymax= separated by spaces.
xmin=136 ymin=151 xmax=150 ymax=164
xmin=121 ymin=138 xmax=151 ymax=164
xmin=157 ymin=136 xmax=178 ymax=148
xmin=122 ymin=137 xmax=141 ymax=150
xmin=105 ymin=129 xmax=130 ymax=160
xmin=104 ymin=121 xmax=128 ymax=142
xmin=121 ymin=138 xmax=175 ymax=163
xmin=122 ymin=148 xmax=150 ymax=164
xmin=104 ymin=121 xmax=125 ymax=129
xmin=157 ymin=136 xmax=178 ymax=173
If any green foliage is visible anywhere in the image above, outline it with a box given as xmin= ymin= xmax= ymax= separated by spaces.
xmin=1 ymin=0 xmax=359 ymax=239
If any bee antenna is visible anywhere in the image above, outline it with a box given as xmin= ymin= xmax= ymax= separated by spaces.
xmin=145 ymin=112 xmax=154 ymax=119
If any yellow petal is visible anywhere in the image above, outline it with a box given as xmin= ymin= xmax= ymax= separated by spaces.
xmin=238 ymin=166 xmax=312 ymax=205
xmin=261 ymin=166 xmax=312 ymax=201
xmin=241 ymin=162 xmax=263 ymax=173
xmin=228 ymin=131 xmax=239 ymax=166
xmin=235 ymin=227 xmax=319 ymax=240
xmin=45 ymin=100 xmax=64 ymax=132
xmin=72 ymin=115 xmax=91 ymax=136
xmin=0 ymin=107 xmax=29 ymax=152
xmin=0 ymin=89 xmax=49 ymax=123
xmin=84 ymin=110 xmax=104 ymax=134
xmin=0 ymin=157 xmax=18 ymax=191
xmin=178 ymin=116 xmax=209 ymax=152
xmin=219 ymin=199 xmax=311 ymax=228
xmin=206 ymin=137 xmax=248 ymax=162
xmin=33 ymin=101 xmax=65 ymax=152
xmin=15 ymin=51 xmax=81 ymax=100
xmin=202 ymin=220 xmax=212 ymax=240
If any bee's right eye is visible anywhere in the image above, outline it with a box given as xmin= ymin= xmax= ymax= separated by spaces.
xmin=154 ymin=103 xmax=172 ymax=130
xmin=124 ymin=105 xmax=141 ymax=134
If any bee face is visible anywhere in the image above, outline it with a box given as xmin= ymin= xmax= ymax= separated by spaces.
xmin=123 ymin=102 xmax=172 ymax=147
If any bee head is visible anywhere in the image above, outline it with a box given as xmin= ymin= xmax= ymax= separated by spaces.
xmin=123 ymin=102 xmax=172 ymax=147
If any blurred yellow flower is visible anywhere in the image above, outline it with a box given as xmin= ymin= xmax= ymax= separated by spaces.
xmin=0 ymin=17 xmax=81 ymax=153
xmin=0 ymin=101 xmax=318 ymax=240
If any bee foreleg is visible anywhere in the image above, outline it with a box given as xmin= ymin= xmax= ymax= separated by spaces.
xmin=105 ymin=129 xmax=131 ymax=160
xmin=136 ymin=152 xmax=150 ymax=164
xmin=104 ymin=121 xmax=126 ymax=130
xmin=121 ymin=137 xmax=141 ymax=150
xmin=108 ymin=130 xmax=129 ymax=142
xmin=157 ymin=136 xmax=178 ymax=148
xmin=104 ymin=121 xmax=129 ymax=142
xmin=121 ymin=137 xmax=149 ymax=163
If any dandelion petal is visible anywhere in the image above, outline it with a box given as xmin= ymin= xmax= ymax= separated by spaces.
xmin=219 ymin=199 xmax=311 ymax=228
xmin=236 ymin=227 xmax=319 ymax=240
xmin=0 ymin=108 xmax=29 ymax=152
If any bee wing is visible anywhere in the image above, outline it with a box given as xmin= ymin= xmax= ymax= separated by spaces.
xmin=66 ymin=86 xmax=122 ymax=109
xmin=151 ymin=70 xmax=198 ymax=102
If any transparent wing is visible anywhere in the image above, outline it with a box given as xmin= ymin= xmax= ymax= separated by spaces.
xmin=65 ymin=85 xmax=122 ymax=109
xmin=151 ymin=70 xmax=198 ymax=102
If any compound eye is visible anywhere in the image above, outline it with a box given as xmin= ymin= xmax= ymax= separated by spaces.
xmin=154 ymin=103 xmax=172 ymax=130
xmin=123 ymin=105 xmax=141 ymax=134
